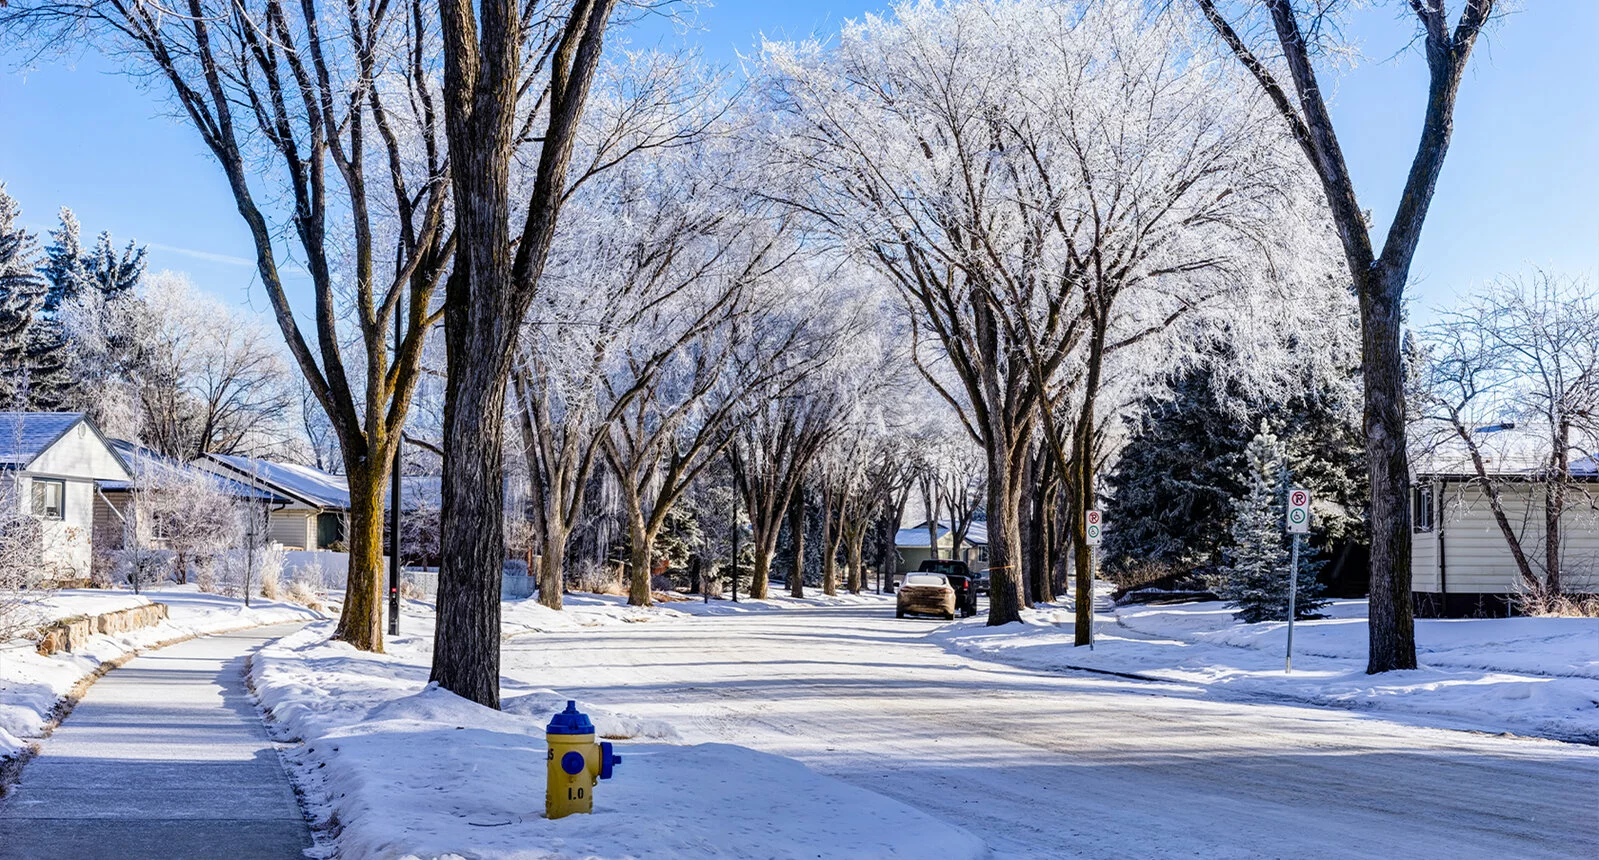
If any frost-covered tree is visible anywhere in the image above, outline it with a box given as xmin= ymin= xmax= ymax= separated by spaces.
xmin=0 ymin=185 xmax=46 ymax=407
xmin=56 ymin=281 xmax=150 ymax=438
xmin=3 ymin=0 xmax=458 ymax=654
xmin=760 ymin=0 xmax=1343 ymax=630
xmin=1209 ymin=426 xmax=1326 ymax=622
xmin=513 ymin=57 xmax=759 ymax=609
xmin=1193 ymin=0 xmax=1497 ymax=672
xmin=134 ymin=272 xmax=295 ymax=460
xmin=40 ymin=208 xmax=146 ymax=313
xmin=128 ymin=455 xmax=244 ymax=586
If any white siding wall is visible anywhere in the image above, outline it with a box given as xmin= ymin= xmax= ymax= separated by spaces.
xmin=1414 ymin=481 xmax=1599 ymax=594
xmin=29 ymin=423 xmax=132 ymax=480
xmin=18 ymin=424 xmax=131 ymax=577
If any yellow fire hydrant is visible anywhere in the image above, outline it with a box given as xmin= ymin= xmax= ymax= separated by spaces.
xmin=545 ymin=700 xmax=621 ymax=819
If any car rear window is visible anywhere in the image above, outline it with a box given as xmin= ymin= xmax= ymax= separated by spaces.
xmin=904 ymin=573 xmax=948 ymax=587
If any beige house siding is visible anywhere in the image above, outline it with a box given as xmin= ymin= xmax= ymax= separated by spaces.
xmin=1414 ymin=480 xmax=1599 ymax=595
xmin=269 ymin=509 xmax=316 ymax=550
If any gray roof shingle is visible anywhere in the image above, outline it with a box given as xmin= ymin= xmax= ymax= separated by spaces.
xmin=0 ymin=412 xmax=87 ymax=467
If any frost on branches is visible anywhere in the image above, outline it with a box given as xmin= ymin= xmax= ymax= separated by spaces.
xmin=1209 ymin=425 xmax=1326 ymax=623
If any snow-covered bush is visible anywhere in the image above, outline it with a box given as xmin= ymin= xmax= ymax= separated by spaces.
xmin=571 ymin=560 xmax=624 ymax=595
xmin=285 ymin=578 xmax=323 ymax=611
xmin=115 ymin=546 xmax=173 ymax=592
xmin=0 ymin=484 xmax=53 ymax=640
xmin=1206 ymin=427 xmax=1325 ymax=623
xmin=217 ymin=543 xmax=285 ymax=600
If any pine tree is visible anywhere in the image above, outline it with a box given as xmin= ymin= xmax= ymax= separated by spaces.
xmin=40 ymin=207 xmax=146 ymax=313
xmin=0 ymin=183 xmax=52 ymax=404
xmin=1207 ymin=426 xmax=1327 ymax=623
xmin=41 ymin=208 xmax=87 ymax=314
xmin=1103 ymin=358 xmax=1367 ymax=578
xmin=0 ymin=186 xmax=46 ymax=407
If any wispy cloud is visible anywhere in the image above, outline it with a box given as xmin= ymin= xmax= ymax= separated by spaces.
xmin=146 ymin=242 xmax=256 ymax=267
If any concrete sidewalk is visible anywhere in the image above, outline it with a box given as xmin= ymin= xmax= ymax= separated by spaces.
xmin=0 ymin=624 xmax=313 ymax=859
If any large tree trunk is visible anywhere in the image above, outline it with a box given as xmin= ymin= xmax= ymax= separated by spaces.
xmin=335 ymin=462 xmax=387 ymax=652
xmin=789 ymin=487 xmax=806 ymax=598
xmin=846 ymin=529 xmax=866 ymax=596
xmin=627 ymin=507 xmax=653 ymax=607
xmin=1030 ymin=452 xmax=1055 ymax=605
xmin=984 ymin=438 xmax=1025 ymax=625
xmin=1072 ymin=322 xmax=1106 ymax=645
xmin=751 ymin=549 xmax=772 ymax=600
xmin=432 ymin=361 xmax=509 ymax=708
xmin=538 ymin=531 xmax=567 ymax=610
xmin=820 ymin=487 xmax=840 ymax=596
xmin=1360 ymin=267 xmax=1417 ymax=672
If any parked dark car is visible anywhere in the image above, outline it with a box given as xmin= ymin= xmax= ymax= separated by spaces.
xmin=896 ymin=572 xmax=957 ymax=620
xmin=916 ymin=559 xmax=979 ymax=618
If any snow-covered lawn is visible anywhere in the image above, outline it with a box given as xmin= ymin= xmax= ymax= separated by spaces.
xmin=1 ymin=586 xmax=323 ymax=762
xmin=252 ymin=595 xmax=984 ymax=860
xmin=934 ymin=596 xmax=1599 ymax=743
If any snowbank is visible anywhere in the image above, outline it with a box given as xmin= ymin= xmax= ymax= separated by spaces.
xmin=934 ymin=597 xmax=1599 ymax=744
xmin=252 ymin=617 xmax=985 ymax=860
xmin=0 ymin=586 xmax=323 ymax=761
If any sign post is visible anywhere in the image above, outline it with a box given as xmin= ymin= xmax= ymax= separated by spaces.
xmin=1285 ymin=487 xmax=1311 ymax=673
xmin=1085 ymin=509 xmax=1102 ymax=650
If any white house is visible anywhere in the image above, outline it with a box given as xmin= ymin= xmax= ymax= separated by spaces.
xmin=197 ymin=453 xmax=353 ymax=551
xmin=893 ymin=519 xmax=990 ymax=580
xmin=0 ymin=412 xmax=133 ymax=578
xmin=1412 ymin=453 xmax=1599 ymax=616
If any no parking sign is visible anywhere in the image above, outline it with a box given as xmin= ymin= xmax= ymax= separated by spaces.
xmin=1286 ymin=488 xmax=1311 ymax=534
xmin=1085 ymin=509 xmax=1103 ymax=545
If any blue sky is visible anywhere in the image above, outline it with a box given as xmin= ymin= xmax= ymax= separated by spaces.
xmin=1 ymin=1 xmax=1593 ymax=325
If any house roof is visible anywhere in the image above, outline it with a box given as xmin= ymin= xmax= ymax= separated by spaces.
xmin=0 ymin=412 xmax=132 ymax=477
xmin=895 ymin=519 xmax=988 ymax=548
xmin=0 ymin=412 xmax=88 ymax=467
xmin=205 ymin=453 xmax=352 ymax=510
xmin=201 ymin=453 xmax=445 ymax=512
xmin=100 ymin=439 xmax=287 ymax=502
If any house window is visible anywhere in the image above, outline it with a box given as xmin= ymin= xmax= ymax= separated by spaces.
xmin=32 ymin=479 xmax=65 ymax=520
xmin=1412 ymin=485 xmax=1434 ymax=533
xmin=977 ymin=546 xmax=990 ymax=563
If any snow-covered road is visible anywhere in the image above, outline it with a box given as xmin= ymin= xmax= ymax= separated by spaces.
xmin=510 ymin=601 xmax=1599 ymax=859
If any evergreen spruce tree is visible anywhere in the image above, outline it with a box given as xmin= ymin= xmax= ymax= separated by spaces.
xmin=0 ymin=185 xmax=46 ymax=406
xmin=40 ymin=208 xmax=88 ymax=314
xmin=40 ymin=207 xmax=145 ymax=313
xmin=1103 ymin=357 xmax=1367 ymax=579
xmin=1208 ymin=425 xmax=1327 ymax=622
xmin=30 ymin=207 xmax=148 ymax=412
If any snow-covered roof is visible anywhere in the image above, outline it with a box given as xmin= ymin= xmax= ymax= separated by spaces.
xmin=1415 ymin=429 xmax=1599 ymax=481
xmin=100 ymin=439 xmax=287 ymax=502
xmin=0 ymin=411 xmax=88 ymax=467
xmin=206 ymin=453 xmax=352 ymax=509
xmin=1573 ymin=454 xmax=1597 ymax=477
xmin=894 ymin=519 xmax=988 ymax=547
xmin=202 ymin=453 xmax=447 ymax=512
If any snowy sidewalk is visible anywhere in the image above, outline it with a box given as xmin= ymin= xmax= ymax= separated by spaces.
xmin=0 ymin=624 xmax=312 ymax=860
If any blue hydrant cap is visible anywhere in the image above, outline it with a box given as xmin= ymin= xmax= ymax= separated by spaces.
xmin=546 ymin=700 xmax=596 ymax=735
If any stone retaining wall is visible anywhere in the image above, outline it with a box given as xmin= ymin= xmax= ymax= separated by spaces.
xmin=35 ymin=603 xmax=170 ymax=656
